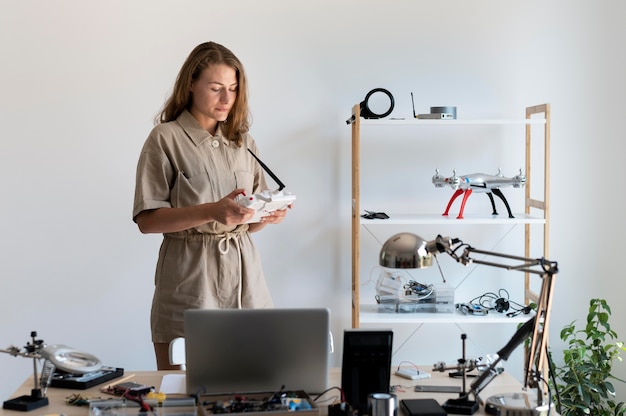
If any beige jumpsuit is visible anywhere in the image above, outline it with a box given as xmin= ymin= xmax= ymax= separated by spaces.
xmin=133 ymin=110 xmax=274 ymax=343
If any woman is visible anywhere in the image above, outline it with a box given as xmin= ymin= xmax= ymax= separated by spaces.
xmin=133 ymin=41 xmax=290 ymax=369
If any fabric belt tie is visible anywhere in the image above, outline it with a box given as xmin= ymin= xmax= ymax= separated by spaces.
xmin=217 ymin=231 xmax=241 ymax=255
xmin=216 ymin=231 xmax=243 ymax=308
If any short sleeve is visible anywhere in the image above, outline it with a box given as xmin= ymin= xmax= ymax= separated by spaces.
xmin=132 ymin=130 xmax=174 ymax=222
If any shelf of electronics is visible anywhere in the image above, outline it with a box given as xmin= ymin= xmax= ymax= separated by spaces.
xmin=354 ymin=110 xmax=548 ymax=328
xmin=360 ymin=213 xmax=545 ymax=226
xmin=358 ymin=303 xmax=533 ymax=325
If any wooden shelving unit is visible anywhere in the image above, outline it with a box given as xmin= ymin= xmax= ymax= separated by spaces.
xmin=349 ymin=104 xmax=551 ymax=329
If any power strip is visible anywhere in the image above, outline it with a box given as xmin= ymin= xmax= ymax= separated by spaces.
xmin=395 ymin=368 xmax=431 ymax=380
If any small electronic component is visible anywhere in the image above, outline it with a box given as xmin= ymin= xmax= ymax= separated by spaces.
xmin=202 ymin=391 xmax=314 ymax=414
xmin=414 ymin=385 xmax=462 ymax=393
xmin=102 ymin=381 xmax=152 ymax=396
xmin=395 ymin=368 xmax=431 ymax=380
xmin=456 ymin=303 xmax=488 ymax=316
xmin=361 ymin=210 xmax=389 ymax=220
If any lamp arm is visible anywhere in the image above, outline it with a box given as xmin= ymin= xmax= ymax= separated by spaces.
xmin=431 ymin=236 xmax=558 ymax=404
xmin=0 ymin=346 xmax=42 ymax=359
xmin=380 ymin=234 xmax=558 ymax=407
xmin=455 ymin=246 xmax=558 ymax=277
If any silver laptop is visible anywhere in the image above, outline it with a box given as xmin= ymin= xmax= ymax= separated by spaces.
xmin=184 ymin=308 xmax=330 ymax=396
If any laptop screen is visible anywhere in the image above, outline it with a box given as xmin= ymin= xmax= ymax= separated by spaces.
xmin=184 ymin=308 xmax=330 ymax=396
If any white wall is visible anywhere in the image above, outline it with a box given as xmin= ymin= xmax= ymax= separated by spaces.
xmin=1 ymin=0 xmax=625 ymax=404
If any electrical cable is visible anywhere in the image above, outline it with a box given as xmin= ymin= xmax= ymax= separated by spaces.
xmin=468 ymin=289 xmax=531 ymax=317
xmin=395 ymin=360 xmax=422 ymax=373
xmin=313 ymin=386 xmax=345 ymax=403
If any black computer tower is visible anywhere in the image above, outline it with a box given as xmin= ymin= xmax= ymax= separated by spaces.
xmin=341 ymin=330 xmax=393 ymax=415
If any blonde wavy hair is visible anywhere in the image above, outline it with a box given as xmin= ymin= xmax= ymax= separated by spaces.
xmin=157 ymin=41 xmax=250 ymax=147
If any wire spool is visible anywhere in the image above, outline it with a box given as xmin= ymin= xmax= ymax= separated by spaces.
xmin=360 ymin=88 xmax=395 ymax=119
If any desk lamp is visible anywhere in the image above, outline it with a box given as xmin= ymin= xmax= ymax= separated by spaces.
xmin=379 ymin=233 xmax=558 ymax=415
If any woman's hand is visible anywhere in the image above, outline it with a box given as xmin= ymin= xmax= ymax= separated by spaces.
xmin=247 ymin=203 xmax=293 ymax=232
xmin=212 ymin=189 xmax=256 ymax=225
xmin=135 ymin=188 xmax=255 ymax=233
xmin=260 ymin=204 xmax=292 ymax=224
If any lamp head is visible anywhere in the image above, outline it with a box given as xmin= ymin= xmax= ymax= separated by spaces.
xmin=379 ymin=232 xmax=433 ymax=269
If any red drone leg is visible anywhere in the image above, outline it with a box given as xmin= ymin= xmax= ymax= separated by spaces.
xmin=443 ymin=189 xmax=464 ymax=216
xmin=457 ymin=189 xmax=473 ymax=219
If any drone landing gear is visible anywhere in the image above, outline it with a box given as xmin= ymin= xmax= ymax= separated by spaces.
xmin=442 ymin=188 xmax=515 ymax=219
xmin=442 ymin=189 xmax=471 ymax=219
xmin=491 ymin=189 xmax=514 ymax=218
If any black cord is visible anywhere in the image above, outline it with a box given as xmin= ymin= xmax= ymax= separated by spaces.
xmin=313 ymin=386 xmax=345 ymax=402
xmin=468 ymin=289 xmax=531 ymax=317
xmin=547 ymin=349 xmax=563 ymax=415
xmin=538 ymin=373 xmax=553 ymax=413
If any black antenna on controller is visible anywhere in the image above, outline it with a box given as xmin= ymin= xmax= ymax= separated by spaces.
xmin=247 ymin=148 xmax=286 ymax=191
xmin=411 ymin=92 xmax=417 ymax=118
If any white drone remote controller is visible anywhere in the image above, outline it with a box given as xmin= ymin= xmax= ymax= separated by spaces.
xmin=238 ymin=189 xmax=296 ymax=223
xmin=239 ymin=148 xmax=296 ymax=223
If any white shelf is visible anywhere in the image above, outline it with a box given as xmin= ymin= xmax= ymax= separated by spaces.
xmin=359 ymin=304 xmax=532 ymax=325
xmin=359 ymin=118 xmax=546 ymax=126
xmin=350 ymin=103 xmax=551 ymax=333
xmin=360 ymin=213 xmax=545 ymax=226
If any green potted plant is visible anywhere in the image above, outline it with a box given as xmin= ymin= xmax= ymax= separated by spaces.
xmin=549 ymin=298 xmax=626 ymax=415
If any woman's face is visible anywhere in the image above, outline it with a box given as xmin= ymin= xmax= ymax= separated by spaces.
xmin=189 ymin=63 xmax=238 ymax=130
